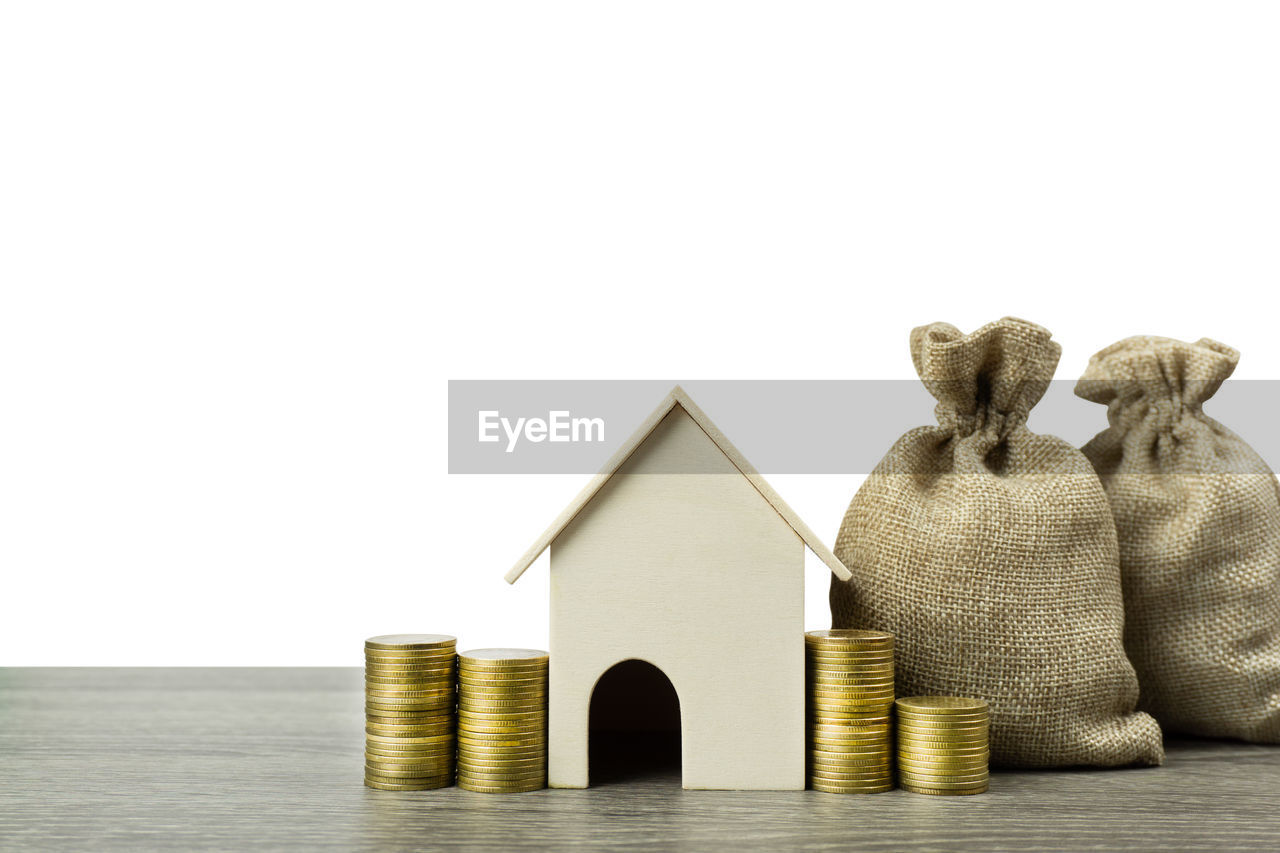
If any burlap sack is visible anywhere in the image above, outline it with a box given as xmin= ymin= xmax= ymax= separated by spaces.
xmin=1076 ymin=336 xmax=1280 ymax=742
xmin=830 ymin=317 xmax=1164 ymax=768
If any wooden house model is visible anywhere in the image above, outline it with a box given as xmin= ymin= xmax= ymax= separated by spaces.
xmin=507 ymin=386 xmax=851 ymax=790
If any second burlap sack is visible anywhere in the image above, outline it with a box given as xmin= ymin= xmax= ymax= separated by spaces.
xmin=831 ymin=317 xmax=1164 ymax=768
xmin=1076 ymin=336 xmax=1280 ymax=742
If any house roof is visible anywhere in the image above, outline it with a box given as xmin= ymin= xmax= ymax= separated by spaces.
xmin=506 ymin=385 xmax=852 ymax=583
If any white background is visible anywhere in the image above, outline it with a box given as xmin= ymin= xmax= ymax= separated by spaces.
xmin=2 ymin=2 xmax=1277 ymax=665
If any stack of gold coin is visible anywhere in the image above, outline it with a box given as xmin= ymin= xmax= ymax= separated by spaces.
xmin=364 ymin=634 xmax=457 ymax=791
xmin=895 ymin=696 xmax=989 ymax=795
xmin=805 ymin=629 xmax=895 ymax=794
xmin=456 ymin=648 xmax=548 ymax=794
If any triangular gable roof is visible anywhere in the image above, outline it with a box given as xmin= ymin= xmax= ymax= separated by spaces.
xmin=506 ymin=385 xmax=852 ymax=583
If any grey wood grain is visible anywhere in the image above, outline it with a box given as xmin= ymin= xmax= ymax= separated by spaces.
xmin=2 ymin=668 xmax=1279 ymax=852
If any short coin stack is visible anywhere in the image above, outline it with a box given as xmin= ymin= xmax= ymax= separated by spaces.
xmin=364 ymin=634 xmax=457 ymax=791
xmin=895 ymin=696 xmax=990 ymax=795
xmin=456 ymin=648 xmax=549 ymax=793
xmin=806 ymin=629 xmax=895 ymax=794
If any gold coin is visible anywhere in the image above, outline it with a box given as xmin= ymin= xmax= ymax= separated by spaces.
xmin=809 ymin=769 xmax=894 ymax=781
xmin=365 ymin=680 xmax=454 ymax=692
xmin=459 ymin=669 xmax=546 ymax=680
xmin=366 ymin=742 xmax=455 ymax=758
xmin=458 ymin=768 xmax=545 ymax=778
xmin=455 ymin=701 xmax=545 ymax=717
xmin=896 ymin=733 xmax=988 ymax=745
xmin=365 ymin=642 xmax=457 ymax=654
xmin=458 ymin=676 xmax=547 ymax=686
xmin=457 ymin=721 xmax=545 ymax=732
xmin=456 ymin=768 xmax=546 ymax=779
xmin=899 ymin=776 xmax=989 ymax=789
xmin=457 ymin=736 xmax=545 ymax=749
xmin=808 ymin=667 xmax=895 ymax=678
xmin=806 ymin=653 xmax=895 ymax=664
xmin=809 ymin=695 xmax=894 ymax=708
xmin=458 ymin=691 xmax=546 ymax=703
xmin=899 ymin=783 xmax=987 ymax=796
xmin=897 ymin=757 xmax=988 ymax=772
xmin=366 ymin=691 xmax=455 ymax=701
xmin=456 ymin=779 xmax=543 ymax=794
xmin=366 ymin=687 xmax=457 ymax=699
xmin=899 ymin=744 xmax=989 ymax=757
xmin=365 ymin=733 xmax=455 ymax=746
xmin=365 ymin=654 xmax=457 ymax=667
xmin=458 ymin=750 xmax=546 ymax=764
xmin=896 ymin=696 xmax=987 ymax=714
xmin=809 ymin=674 xmax=895 ymax=685
xmin=459 ymin=647 xmax=549 ymax=663
xmin=364 ymin=777 xmax=452 ymax=791
xmin=808 ymin=742 xmax=890 ymax=758
xmin=811 ymin=704 xmax=892 ymax=717
xmin=366 ymin=735 xmax=455 ymax=749
xmin=457 ymin=730 xmax=546 ymax=743
xmin=810 ymin=718 xmax=891 ymax=730
xmin=366 ymin=723 xmax=453 ymax=737
xmin=459 ymin=682 xmax=548 ymax=693
xmin=364 ymin=707 xmax=452 ymax=718
xmin=363 ymin=768 xmax=453 ymax=783
xmin=366 ymin=705 xmax=455 ymax=717
xmin=457 ymin=753 xmax=546 ymax=766
xmin=459 ymin=692 xmax=548 ymax=704
xmin=459 ymin=703 xmax=545 ymax=716
xmin=810 ymin=741 xmax=892 ymax=755
xmin=365 ymin=758 xmax=456 ymax=773
xmin=897 ymin=773 xmax=989 ymax=786
xmin=458 ymin=714 xmax=545 ymax=726
xmin=806 ymin=628 xmax=893 ymax=644
xmin=366 ymin=731 xmax=454 ymax=745
xmin=455 ymin=727 xmax=545 ymax=742
xmin=366 ymin=634 xmax=457 ymax=651
xmin=810 ymin=780 xmax=894 ymax=794
xmin=896 ymin=722 xmax=988 ymax=735
xmin=808 ymin=753 xmax=892 ymax=766
xmin=896 ymin=718 xmax=987 ymax=730
xmin=811 ymin=735 xmax=892 ymax=747
xmin=365 ymin=708 xmax=455 ymax=722
xmin=365 ymin=657 xmax=456 ymax=668
xmin=364 ymin=666 xmax=454 ymax=678
xmin=809 ymin=768 xmax=894 ymax=782
xmin=457 ymin=668 xmax=548 ymax=681
xmin=364 ymin=768 xmax=453 ymax=781
xmin=810 ymin=686 xmax=895 ymax=698
xmin=895 ymin=711 xmax=988 ymax=726
xmin=810 ymin=712 xmax=891 ymax=723
xmin=365 ymin=760 xmax=454 ymax=773
xmin=457 ymin=765 xmax=545 ymax=777
xmin=366 ymin=691 xmax=456 ymax=703
xmin=365 ymin=688 xmax=455 ymax=701
xmin=898 ymin=751 xmax=989 ymax=764
xmin=809 ymin=730 xmax=890 ymax=743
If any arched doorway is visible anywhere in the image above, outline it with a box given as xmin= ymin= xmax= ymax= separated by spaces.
xmin=588 ymin=659 xmax=681 ymax=786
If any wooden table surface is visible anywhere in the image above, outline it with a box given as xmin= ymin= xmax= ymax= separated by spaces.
xmin=2 ymin=668 xmax=1279 ymax=851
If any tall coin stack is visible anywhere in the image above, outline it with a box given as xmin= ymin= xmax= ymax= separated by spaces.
xmin=895 ymin=696 xmax=990 ymax=795
xmin=456 ymin=648 xmax=549 ymax=794
xmin=364 ymin=634 xmax=457 ymax=791
xmin=805 ymin=629 xmax=895 ymax=794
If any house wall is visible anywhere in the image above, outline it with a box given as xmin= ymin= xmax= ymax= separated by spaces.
xmin=548 ymin=405 xmax=805 ymax=790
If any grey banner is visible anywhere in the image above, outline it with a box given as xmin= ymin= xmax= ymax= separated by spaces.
xmin=447 ymin=380 xmax=1280 ymax=475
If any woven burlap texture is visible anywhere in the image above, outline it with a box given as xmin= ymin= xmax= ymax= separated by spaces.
xmin=831 ymin=317 xmax=1164 ymax=768
xmin=1077 ymin=336 xmax=1280 ymax=742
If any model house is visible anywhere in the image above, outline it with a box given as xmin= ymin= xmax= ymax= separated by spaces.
xmin=506 ymin=386 xmax=851 ymax=790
